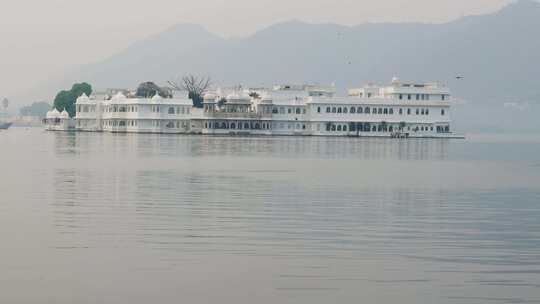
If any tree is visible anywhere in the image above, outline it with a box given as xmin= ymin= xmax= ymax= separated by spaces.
xmin=53 ymin=83 xmax=92 ymax=117
xmin=135 ymin=82 xmax=172 ymax=98
xmin=19 ymin=101 xmax=51 ymax=117
xmin=168 ymin=75 xmax=211 ymax=108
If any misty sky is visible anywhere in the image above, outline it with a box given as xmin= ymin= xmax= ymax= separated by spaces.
xmin=1 ymin=0 xmax=510 ymax=104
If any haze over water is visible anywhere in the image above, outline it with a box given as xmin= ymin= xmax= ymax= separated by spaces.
xmin=1 ymin=128 xmax=540 ymax=303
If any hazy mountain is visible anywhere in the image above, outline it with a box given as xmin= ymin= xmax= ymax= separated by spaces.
xmin=51 ymin=0 xmax=540 ymax=132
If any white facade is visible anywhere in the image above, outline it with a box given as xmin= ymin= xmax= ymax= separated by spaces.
xmin=44 ymin=108 xmax=75 ymax=131
xmin=73 ymin=79 xmax=460 ymax=138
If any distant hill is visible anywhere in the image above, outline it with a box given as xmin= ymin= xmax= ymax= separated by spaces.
xmin=49 ymin=0 xmax=540 ymax=132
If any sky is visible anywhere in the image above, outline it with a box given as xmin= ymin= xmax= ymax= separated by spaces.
xmin=1 ymin=0 xmax=510 ymax=106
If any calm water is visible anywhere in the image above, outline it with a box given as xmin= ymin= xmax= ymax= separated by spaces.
xmin=1 ymin=128 xmax=540 ymax=304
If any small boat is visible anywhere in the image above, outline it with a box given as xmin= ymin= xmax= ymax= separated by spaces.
xmin=0 ymin=122 xmax=12 ymax=130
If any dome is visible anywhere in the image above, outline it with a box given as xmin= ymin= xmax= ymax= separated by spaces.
xmin=46 ymin=110 xmax=56 ymax=119
xmin=112 ymin=91 xmax=126 ymax=101
xmin=226 ymin=92 xmax=250 ymax=104
xmin=60 ymin=110 xmax=70 ymax=119
xmin=77 ymin=93 xmax=90 ymax=102
xmin=151 ymin=93 xmax=162 ymax=102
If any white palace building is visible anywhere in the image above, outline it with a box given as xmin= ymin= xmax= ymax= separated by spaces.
xmin=71 ymin=78 xmax=460 ymax=138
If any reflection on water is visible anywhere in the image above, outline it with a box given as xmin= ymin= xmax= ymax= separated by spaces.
xmin=1 ymin=128 xmax=540 ymax=304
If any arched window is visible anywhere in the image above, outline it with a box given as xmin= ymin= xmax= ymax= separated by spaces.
xmin=255 ymin=123 xmax=260 ymax=129
xmin=350 ymin=107 xmax=355 ymax=113
xmin=332 ymin=107 xmax=337 ymax=113
xmin=296 ymin=108 xmax=301 ymax=114
xmin=221 ymin=122 xmax=227 ymax=129
xmin=358 ymin=107 xmax=363 ymax=113
xmin=326 ymin=107 xmax=331 ymax=113
xmin=331 ymin=125 xmax=336 ymax=131
xmin=364 ymin=123 xmax=370 ymax=132
xmin=441 ymin=109 xmax=445 ymax=116
xmin=168 ymin=107 xmax=175 ymax=114
xmin=399 ymin=108 xmax=403 ymax=115
xmin=378 ymin=108 xmax=383 ymax=114
xmin=244 ymin=122 xmax=250 ymax=129
xmin=231 ymin=123 xmax=236 ymax=129
xmin=407 ymin=108 xmax=411 ymax=115
xmin=389 ymin=108 xmax=394 ymax=114
xmin=445 ymin=126 xmax=450 ymax=132
xmin=343 ymin=125 xmax=347 ymax=132
xmin=372 ymin=125 xmax=377 ymax=132
xmin=343 ymin=107 xmax=348 ymax=114
xmin=389 ymin=126 xmax=393 ymax=132
xmin=365 ymin=107 xmax=370 ymax=114
xmin=337 ymin=107 xmax=342 ymax=113
xmin=383 ymin=108 xmax=388 ymax=114
xmin=337 ymin=125 xmax=342 ymax=131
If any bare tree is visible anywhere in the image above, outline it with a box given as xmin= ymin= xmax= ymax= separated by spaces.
xmin=168 ymin=75 xmax=211 ymax=108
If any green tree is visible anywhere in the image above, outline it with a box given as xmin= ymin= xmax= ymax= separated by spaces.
xmin=53 ymin=82 xmax=92 ymax=117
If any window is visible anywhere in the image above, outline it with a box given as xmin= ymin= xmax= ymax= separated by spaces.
xmin=389 ymin=108 xmax=394 ymax=115
xmin=317 ymin=107 xmax=321 ymax=113
xmin=326 ymin=107 xmax=331 ymax=113
xmin=421 ymin=109 xmax=425 ymax=115
xmin=295 ymin=108 xmax=301 ymax=114
xmin=337 ymin=107 xmax=342 ymax=113
xmin=365 ymin=107 xmax=370 ymax=114
xmin=399 ymin=94 xmax=403 ymax=100
xmin=407 ymin=108 xmax=411 ymax=115
xmin=337 ymin=125 xmax=342 ymax=131
xmin=416 ymin=94 xmax=420 ymax=100
xmin=399 ymin=108 xmax=403 ymax=115
xmin=302 ymin=108 xmax=306 ymax=114
xmin=343 ymin=107 xmax=348 ymax=114
xmin=343 ymin=125 xmax=347 ymax=132
xmin=358 ymin=107 xmax=363 ymax=114
xmin=279 ymin=107 xmax=285 ymax=114
xmin=426 ymin=109 xmax=429 ymax=115
xmin=442 ymin=95 xmax=446 ymax=101
xmin=350 ymin=107 xmax=356 ymax=114
xmin=288 ymin=108 xmax=292 ymax=114
xmin=166 ymin=122 xmax=174 ymax=128
xmin=332 ymin=107 xmax=337 ymax=113
xmin=441 ymin=109 xmax=445 ymax=116
xmin=383 ymin=108 xmax=388 ymax=115
xmin=378 ymin=108 xmax=382 ymax=114
xmin=168 ymin=107 xmax=175 ymax=114
xmin=416 ymin=109 xmax=419 ymax=115
xmin=408 ymin=94 xmax=411 ymax=100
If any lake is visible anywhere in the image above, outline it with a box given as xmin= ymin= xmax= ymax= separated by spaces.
xmin=1 ymin=128 xmax=539 ymax=303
